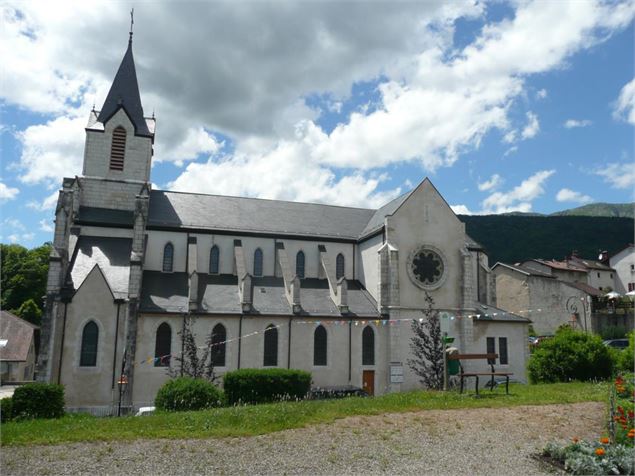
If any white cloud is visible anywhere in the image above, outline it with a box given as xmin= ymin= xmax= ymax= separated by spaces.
xmin=450 ymin=204 xmax=473 ymax=215
xmin=3 ymin=218 xmax=26 ymax=231
xmin=536 ymin=89 xmax=548 ymax=99
xmin=477 ymin=174 xmax=503 ymax=192
xmin=481 ymin=170 xmax=555 ymax=214
xmin=556 ymin=188 xmax=593 ymax=203
xmin=0 ymin=182 xmax=19 ymax=201
xmin=3 ymin=1 xmax=633 ymax=207
xmin=39 ymin=219 xmax=54 ymax=232
xmin=521 ymin=112 xmax=540 ymax=139
xmin=614 ymin=78 xmax=635 ymax=125
xmin=564 ymin=119 xmax=592 ymax=128
xmin=595 ymin=162 xmax=635 ymax=189
xmin=27 ymin=190 xmax=59 ymax=211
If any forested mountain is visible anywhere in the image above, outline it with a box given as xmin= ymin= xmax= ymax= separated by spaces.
xmin=459 ymin=215 xmax=634 ymax=265
xmin=550 ymin=202 xmax=633 ymax=218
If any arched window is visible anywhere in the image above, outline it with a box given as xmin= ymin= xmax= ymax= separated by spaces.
xmin=263 ymin=324 xmax=278 ymax=366
xmin=162 ymin=243 xmax=174 ymax=272
xmin=210 ymin=323 xmax=226 ymax=367
xmin=336 ymin=253 xmax=345 ymax=280
xmin=253 ymin=248 xmax=263 ymax=277
xmin=154 ymin=323 xmax=171 ymax=367
xmin=296 ymin=250 xmax=305 ymax=279
xmin=209 ymin=245 xmax=220 ymax=274
xmin=313 ymin=325 xmax=327 ymax=366
xmin=362 ymin=326 xmax=374 ymax=366
xmin=80 ymin=321 xmax=99 ymax=367
xmin=109 ymin=126 xmax=126 ymax=171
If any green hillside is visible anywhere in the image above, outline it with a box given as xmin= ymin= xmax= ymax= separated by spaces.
xmin=459 ymin=215 xmax=634 ymax=264
xmin=550 ymin=202 xmax=634 ymax=218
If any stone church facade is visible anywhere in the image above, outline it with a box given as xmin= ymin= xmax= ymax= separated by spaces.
xmin=37 ymin=36 xmax=530 ymax=412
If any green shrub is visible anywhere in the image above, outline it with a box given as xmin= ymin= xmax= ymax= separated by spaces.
xmin=617 ymin=332 xmax=634 ymax=373
xmin=223 ymin=368 xmax=311 ymax=405
xmin=12 ymin=383 xmax=65 ymax=419
xmin=1 ymin=397 xmax=13 ymax=422
xmin=155 ymin=377 xmax=223 ymax=412
xmin=528 ymin=327 xmax=614 ymax=383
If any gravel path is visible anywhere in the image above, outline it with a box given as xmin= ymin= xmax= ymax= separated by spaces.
xmin=2 ymin=402 xmax=603 ymax=475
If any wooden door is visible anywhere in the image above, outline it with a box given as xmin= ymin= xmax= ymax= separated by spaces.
xmin=362 ymin=370 xmax=375 ymax=396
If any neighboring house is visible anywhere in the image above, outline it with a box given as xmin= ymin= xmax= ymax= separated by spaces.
xmin=0 ymin=311 xmax=39 ymax=383
xmin=492 ymin=262 xmax=597 ymax=335
xmin=521 ymin=254 xmax=616 ymax=292
xmin=36 ymin=32 xmax=530 ymax=414
xmin=609 ymin=244 xmax=635 ymax=294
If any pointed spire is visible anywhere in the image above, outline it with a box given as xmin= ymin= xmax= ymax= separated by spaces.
xmin=97 ymin=14 xmax=150 ymax=136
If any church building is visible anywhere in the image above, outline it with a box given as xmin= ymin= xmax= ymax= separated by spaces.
xmin=37 ymin=33 xmax=530 ymax=413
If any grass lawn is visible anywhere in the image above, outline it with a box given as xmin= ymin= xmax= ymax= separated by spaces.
xmin=1 ymin=381 xmax=608 ymax=447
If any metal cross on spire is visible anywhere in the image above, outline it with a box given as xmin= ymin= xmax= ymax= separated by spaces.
xmin=129 ymin=8 xmax=134 ymax=43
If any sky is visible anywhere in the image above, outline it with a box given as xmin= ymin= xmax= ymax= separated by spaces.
xmin=1 ymin=0 xmax=634 ymax=247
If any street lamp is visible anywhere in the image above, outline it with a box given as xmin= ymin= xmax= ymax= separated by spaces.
xmin=117 ymin=374 xmax=128 ymax=416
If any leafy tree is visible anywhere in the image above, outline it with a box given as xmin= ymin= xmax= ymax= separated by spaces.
xmin=407 ymin=291 xmax=444 ymax=389
xmin=167 ymin=317 xmax=217 ymax=382
xmin=14 ymin=299 xmax=43 ymax=326
xmin=1 ymin=243 xmax=50 ymax=319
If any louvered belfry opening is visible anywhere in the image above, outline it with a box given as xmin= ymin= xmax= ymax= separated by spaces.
xmin=109 ymin=126 xmax=127 ymax=171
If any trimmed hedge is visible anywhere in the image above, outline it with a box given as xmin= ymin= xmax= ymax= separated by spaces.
xmin=617 ymin=332 xmax=634 ymax=372
xmin=155 ymin=377 xmax=224 ymax=412
xmin=12 ymin=383 xmax=65 ymax=420
xmin=1 ymin=397 xmax=13 ymax=422
xmin=528 ymin=327 xmax=614 ymax=383
xmin=224 ymin=368 xmax=311 ymax=405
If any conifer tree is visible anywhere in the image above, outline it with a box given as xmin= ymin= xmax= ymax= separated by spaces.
xmin=407 ymin=291 xmax=444 ymax=389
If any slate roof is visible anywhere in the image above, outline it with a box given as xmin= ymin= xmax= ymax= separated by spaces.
xmin=140 ymin=271 xmax=380 ymax=317
xmin=147 ymin=190 xmax=376 ymax=240
xmin=569 ymin=256 xmax=614 ymax=271
xmin=96 ymin=40 xmax=152 ymax=137
xmin=359 ymin=191 xmax=412 ymax=238
xmin=77 ymin=206 xmax=134 ymax=227
xmin=69 ymin=236 xmax=132 ymax=300
xmin=0 ymin=311 xmax=38 ymax=362
xmin=492 ymin=262 xmax=554 ymax=278
xmin=472 ymin=303 xmax=531 ymax=323
xmin=561 ymin=281 xmax=603 ymax=297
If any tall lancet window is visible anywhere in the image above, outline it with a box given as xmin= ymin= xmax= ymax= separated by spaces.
xmin=209 ymin=245 xmax=220 ymax=274
xmin=109 ymin=126 xmax=127 ymax=171
xmin=296 ymin=251 xmax=305 ymax=279
xmin=336 ymin=253 xmax=345 ymax=280
xmin=253 ymin=248 xmax=263 ymax=277
xmin=162 ymin=243 xmax=174 ymax=272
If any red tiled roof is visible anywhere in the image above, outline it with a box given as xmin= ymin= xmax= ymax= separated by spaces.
xmin=561 ymin=281 xmax=603 ymax=297
xmin=0 ymin=311 xmax=38 ymax=362
xmin=531 ymin=259 xmax=587 ymax=272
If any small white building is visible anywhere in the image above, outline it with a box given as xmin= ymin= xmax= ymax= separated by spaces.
xmin=609 ymin=244 xmax=635 ymax=294
xmin=36 ymin=33 xmax=530 ymax=413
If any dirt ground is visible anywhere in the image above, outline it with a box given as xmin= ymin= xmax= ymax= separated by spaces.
xmin=1 ymin=402 xmax=604 ymax=475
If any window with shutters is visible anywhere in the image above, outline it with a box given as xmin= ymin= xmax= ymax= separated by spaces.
xmin=336 ymin=253 xmax=345 ymax=280
xmin=162 ymin=243 xmax=174 ymax=272
xmin=263 ymin=325 xmax=278 ymax=366
xmin=486 ymin=337 xmax=496 ymax=364
xmin=209 ymin=245 xmax=220 ymax=274
xmin=210 ymin=324 xmax=226 ymax=367
xmin=109 ymin=126 xmax=126 ymax=171
xmin=154 ymin=323 xmax=171 ymax=367
xmin=254 ymin=248 xmax=263 ymax=277
xmin=498 ymin=337 xmax=508 ymax=365
xmin=296 ymin=251 xmax=305 ymax=279
xmin=362 ymin=326 xmax=374 ymax=365
xmin=314 ymin=325 xmax=327 ymax=366
xmin=80 ymin=321 xmax=99 ymax=367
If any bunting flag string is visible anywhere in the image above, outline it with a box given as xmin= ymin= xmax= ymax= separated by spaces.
xmin=135 ymin=305 xmax=557 ymax=366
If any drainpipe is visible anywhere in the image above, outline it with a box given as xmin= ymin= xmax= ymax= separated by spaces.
xmin=348 ymin=318 xmax=352 ymax=383
xmin=287 ymin=317 xmax=292 ymax=369
xmin=111 ymin=300 xmax=123 ymax=389
xmin=237 ymin=314 xmax=243 ymax=369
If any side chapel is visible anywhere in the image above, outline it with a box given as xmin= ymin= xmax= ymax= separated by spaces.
xmin=37 ymin=32 xmax=530 ymax=412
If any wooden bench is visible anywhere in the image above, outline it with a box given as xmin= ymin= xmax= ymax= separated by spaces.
xmin=447 ymin=353 xmax=513 ymax=396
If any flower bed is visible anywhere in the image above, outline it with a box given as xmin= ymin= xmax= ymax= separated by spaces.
xmin=542 ymin=375 xmax=635 ymax=475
